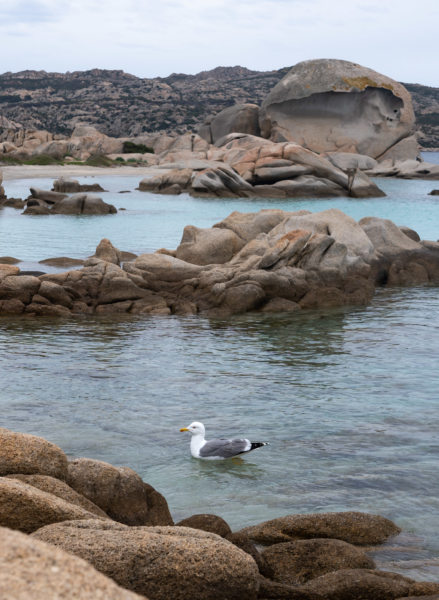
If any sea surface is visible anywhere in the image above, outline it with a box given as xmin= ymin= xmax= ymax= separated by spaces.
xmin=1 ymin=164 xmax=439 ymax=580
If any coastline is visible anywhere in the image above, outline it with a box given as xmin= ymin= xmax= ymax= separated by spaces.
xmin=1 ymin=164 xmax=163 ymax=181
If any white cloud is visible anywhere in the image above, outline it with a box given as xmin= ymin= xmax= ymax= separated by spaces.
xmin=0 ymin=0 xmax=437 ymax=85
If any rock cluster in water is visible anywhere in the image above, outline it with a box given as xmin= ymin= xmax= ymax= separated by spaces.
xmin=0 ymin=426 xmax=438 ymax=599
xmin=138 ymin=133 xmax=385 ymax=198
xmin=1 ymin=207 xmax=439 ymax=317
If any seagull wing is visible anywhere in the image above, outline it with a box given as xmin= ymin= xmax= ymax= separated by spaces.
xmin=199 ymin=437 xmax=251 ymax=459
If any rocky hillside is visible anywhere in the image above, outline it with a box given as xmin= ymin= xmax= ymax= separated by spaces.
xmin=0 ymin=66 xmax=437 ymax=147
xmin=403 ymin=83 xmax=439 ymax=148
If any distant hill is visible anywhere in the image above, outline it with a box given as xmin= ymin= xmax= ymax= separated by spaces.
xmin=0 ymin=66 xmax=437 ymax=148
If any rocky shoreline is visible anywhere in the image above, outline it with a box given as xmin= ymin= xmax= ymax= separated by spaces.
xmin=1 ymin=180 xmax=439 ymax=317
xmin=0 ymin=426 xmax=438 ymax=599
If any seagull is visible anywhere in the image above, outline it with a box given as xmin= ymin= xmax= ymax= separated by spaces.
xmin=180 ymin=421 xmax=269 ymax=460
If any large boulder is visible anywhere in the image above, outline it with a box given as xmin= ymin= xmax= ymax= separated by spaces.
xmin=0 ymin=526 xmax=143 ymax=600
xmin=239 ymin=511 xmax=401 ymax=546
xmin=33 ymin=519 xmax=260 ymax=600
xmin=259 ymin=59 xmax=416 ymax=159
xmin=199 ymin=103 xmax=261 ymax=144
xmin=67 ymin=457 xmax=173 ymax=526
xmin=0 ymin=428 xmax=68 ymax=479
xmin=0 ymin=477 xmax=104 ymax=533
xmin=261 ymin=538 xmax=375 ymax=585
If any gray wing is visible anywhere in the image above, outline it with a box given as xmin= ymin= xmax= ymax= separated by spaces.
xmin=199 ymin=437 xmax=250 ymax=458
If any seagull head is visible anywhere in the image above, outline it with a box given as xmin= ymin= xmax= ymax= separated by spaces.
xmin=180 ymin=421 xmax=205 ymax=437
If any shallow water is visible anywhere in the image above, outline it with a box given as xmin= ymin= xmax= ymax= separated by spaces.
xmin=1 ymin=173 xmax=438 ymax=264
xmin=0 ymin=173 xmax=439 ymax=579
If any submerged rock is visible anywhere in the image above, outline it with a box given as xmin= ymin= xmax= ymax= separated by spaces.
xmin=261 ymin=538 xmax=375 ymax=585
xmin=239 ymin=511 xmax=401 ymax=546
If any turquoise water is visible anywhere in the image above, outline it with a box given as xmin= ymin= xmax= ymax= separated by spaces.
xmin=1 ymin=171 xmax=439 ymax=580
xmin=1 ymin=173 xmax=438 ymax=265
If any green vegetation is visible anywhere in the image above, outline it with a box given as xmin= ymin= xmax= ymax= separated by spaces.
xmin=122 ymin=141 xmax=154 ymax=154
xmin=23 ymin=154 xmax=63 ymax=165
xmin=0 ymin=154 xmax=62 ymax=165
xmin=84 ymin=154 xmax=114 ymax=167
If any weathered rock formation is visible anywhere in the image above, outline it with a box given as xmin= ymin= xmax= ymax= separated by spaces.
xmin=1 ymin=208 xmax=439 ymax=318
xmin=22 ymin=188 xmax=117 ymax=215
xmin=259 ymin=59 xmax=416 ymax=160
xmin=140 ymin=134 xmax=386 ymax=198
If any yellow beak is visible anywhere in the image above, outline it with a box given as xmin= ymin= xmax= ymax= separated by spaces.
xmin=180 ymin=427 xmax=189 ymax=432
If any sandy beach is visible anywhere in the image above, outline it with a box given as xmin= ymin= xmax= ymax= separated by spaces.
xmin=1 ymin=164 xmax=163 ymax=181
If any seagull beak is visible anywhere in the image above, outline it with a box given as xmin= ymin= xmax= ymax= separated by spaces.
xmin=180 ymin=427 xmax=189 ymax=432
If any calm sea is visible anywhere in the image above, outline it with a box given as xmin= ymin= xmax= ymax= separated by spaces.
xmin=1 ymin=162 xmax=438 ymax=580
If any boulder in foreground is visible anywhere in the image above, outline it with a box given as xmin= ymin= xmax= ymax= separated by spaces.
xmin=0 ymin=526 xmax=143 ymax=600
xmin=33 ymin=519 xmax=260 ymax=600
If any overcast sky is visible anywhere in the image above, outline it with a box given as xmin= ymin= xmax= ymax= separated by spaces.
xmin=1 ymin=0 xmax=437 ymax=85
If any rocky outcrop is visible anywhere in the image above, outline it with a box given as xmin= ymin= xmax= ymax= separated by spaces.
xmin=1 ymin=209 xmax=439 ymax=318
xmin=259 ymin=59 xmax=416 ymax=159
xmin=140 ymin=134 xmax=385 ymax=198
xmin=0 ymin=526 xmax=144 ymax=600
xmin=239 ymin=511 xmax=401 ymax=546
xmin=365 ymin=158 xmax=439 ymax=179
xmin=22 ymin=190 xmax=117 ymax=215
xmin=67 ymin=457 xmax=173 ymax=526
xmin=33 ymin=519 xmax=260 ymax=600
xmin=51 ymin=193 xmax=117 ymax=215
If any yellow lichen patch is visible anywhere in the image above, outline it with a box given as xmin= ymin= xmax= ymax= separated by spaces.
xmin=341 ymin=76 xmax=395 ymax=92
